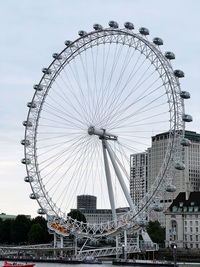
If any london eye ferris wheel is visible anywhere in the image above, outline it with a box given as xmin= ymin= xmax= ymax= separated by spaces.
xmin=21 ymin=21 xmax=192 ymax=237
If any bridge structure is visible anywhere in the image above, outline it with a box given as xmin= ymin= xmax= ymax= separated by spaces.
xmin=0 ymin=231 xmax=158 ymax=260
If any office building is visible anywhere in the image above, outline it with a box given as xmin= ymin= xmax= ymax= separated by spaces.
xmin=77 ymin=195 xmax=97 ymax=210
xmin=130 ymin=131 xmax=200 ymax=226
xmin=165 ymin=192 xmax=200 ymax=249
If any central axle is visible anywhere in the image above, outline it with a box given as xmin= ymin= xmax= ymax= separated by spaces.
xmin=88 ymin=126 xmax=118 ymax=141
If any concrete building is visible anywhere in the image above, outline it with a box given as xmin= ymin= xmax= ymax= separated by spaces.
xmin=77 ymin=195 xmax=97 ymax=210
xmin=130 ymin=131 xmax=200 ymax=226
xmin=165 ymin=192 xmax=200 ymax=249
xmin=130 ymin=152 xmax=148 ymax=206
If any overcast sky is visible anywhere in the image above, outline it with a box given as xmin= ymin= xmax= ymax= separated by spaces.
xmin=0 ymin=0 xmax=200 ymax=217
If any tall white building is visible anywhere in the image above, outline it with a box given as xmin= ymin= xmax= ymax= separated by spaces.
xmin=130 ymin=130 xmax=200 ymax=226
xmin=130 ymin=152 xmax=147 ymax=206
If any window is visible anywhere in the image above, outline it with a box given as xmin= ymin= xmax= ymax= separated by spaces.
xmin=185 ymin=221 xmax=187 ymax=225
xmin=196 ymin=235 xmax=198 ymax=241
xmin=172 ymin=206 xmax=178 ymax=212
xmin=196 ymin=221 xmax=198 ymax=226
xmin=190 ymin=221 xmax=193 ymax=226
xmin=196 ymin=227 xmax=198 ymax=233
xmin=190 ymin=235 xmax=193 ymax=241
xmin=185 ymin=227 xmax=187 ymax=232
xmin=183 ymin=207 xmax=187 ymax=212
xmin=189 ymin=207 xmax=193 ymax=212
xmin=196 ymin=244 xmax=199 ymax=249
xmin=190 ymin=227 xmax=193 ymax=232
xmin=191 ymin=243 xmax=193 ymax=248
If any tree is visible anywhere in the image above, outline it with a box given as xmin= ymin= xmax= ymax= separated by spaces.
xmin=68 ymin=210 xmax=86 ymax=223
xmin=28 ymin=223 xmax=44 ymax=244
xmin=147 ymin=220 xmax=165 ymax=244
xmin=0 ymin=219 xmax=13 ymax=244
xmin=11 ymin=215 xmax=31 ymax=244
xmin=31 ymin=216 xmax=52 ymax=243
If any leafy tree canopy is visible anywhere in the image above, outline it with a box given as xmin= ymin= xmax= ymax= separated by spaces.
xmin=147 ymin=220 xmax=165 ymax=244
xmin=68 ymin=209 xmax=86 ymax=223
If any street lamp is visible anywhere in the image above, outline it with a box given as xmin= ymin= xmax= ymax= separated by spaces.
xmin=171 ymin=243 xmax=177 ymax=267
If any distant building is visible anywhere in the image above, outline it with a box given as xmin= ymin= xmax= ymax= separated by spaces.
xmin=74 ymin=206 xmax=130 ymax=224
xmin=130 ymin=152 xmax=148 ymax=206
xmin=165 ymin=192 xmax=200 ymax=249
xmin=77 ymin=195 xmax=97 ymax=210
xmin=0 ymin=213 xmax=31 ymax=221
xmin=0 ymin=213 xmax=17 ymax=221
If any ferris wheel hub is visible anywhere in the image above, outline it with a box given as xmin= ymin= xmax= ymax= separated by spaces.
xmin=88 ymin=126 xmax=118 ymax=141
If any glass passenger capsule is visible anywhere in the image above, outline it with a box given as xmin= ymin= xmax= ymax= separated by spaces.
xmin=29 ymin=193 xmax=39 ymax=199
xmin=52 ymin=53 xmax=62 ymax=60
xmin=174 ymin=70 xmax=184 ymax=78
xmin=124 ymin=22 xmax=134 ymax=30
xmin=21 ymin=139 xmax=30 ymax=146
xmin=27 ymin=102 xmax=36 ymax=108
xmin=33 ymin=84 xmax=43 ymax=91
xmin=64 ymin=40 xmax=73 ymax=46
xmin=153 ymin=37 xmax=163 ymax=45
xmin=182 ymin=114 xmax=193 ymax=122
xmin=24 ymin=176 xmax=33 ymax=182
xmin=78 ymin=30 xmax=87 ymax=37
xmin=180 ymin=138 xmax=191 ymax=146
xmin=165 ymin=51 xmax=175 ymax=60
xmin=93 ymin=24 xmax=103 ymax=31
xmin=108 ymin=20 xmax=119 ymax=28
xmin=139 ymin=27 xmax=149 ymax=35
xmin=152 ymin=203 xmax=163 ymax=212
xmin=21 ymin=158 xmax=31 ymax=164
xmin=180 ymin=91 xmax=190 ymax=99
xmin=137 ymin=219 xmax=148 ymax=227
xmin=165 ymin=184 xmax=176 ymax=192
xmin=42 ymin=68 xmax=52 ymax=75
xmin=22 ymin=121 xmax=32 ymax=127
xmin=37 ymin=208 xmax=46 ymax=215
xmin=175 ymin=162 xmax=185 ymax=170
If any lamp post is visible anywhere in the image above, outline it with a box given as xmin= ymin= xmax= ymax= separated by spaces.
xmin=173 ymin=243 xmax=177 ymax=267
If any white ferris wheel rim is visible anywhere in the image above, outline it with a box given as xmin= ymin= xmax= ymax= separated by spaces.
xmin=23 ymin=26 xmax=184 ymax=235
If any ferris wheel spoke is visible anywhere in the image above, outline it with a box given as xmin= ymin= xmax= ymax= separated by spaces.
xmin=108 ymin=91 xmax=167 ymax=129
xmin=55 ymin=69 xmax=91 ymax=124
xmin=102 ymin=51 xmax=151 ymax=121
xmin=105 ymin=75 xmax=166 ymax=128
xmin=96 ymin=43 xmax=124 ymax=124
xmin=42 ymin=136 xmax=92 ymax=193
xmin=53 ymin=138 xmax=94 ymax=211
xmin=49 ymin=80 xmax=89 ymax=125
xmin=37 ymin=134 xmax=84 ymax=157
xmin=39 ymin=135 xmax=89 ymax=172
xmin=43 ymin=101 xmax=86 ymax=127
xmin=100 ymin=47 xmax=143 ymax=118
xmin=62 ymin=141 xmax=99 ymax=211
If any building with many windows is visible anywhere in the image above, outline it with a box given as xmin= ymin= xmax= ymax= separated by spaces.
xmin=165 ymin=192 xmax=200 ymax=249
xmin=130 ymin=152 xmax=148 ymax=206
xmin=130 ymin=131 xmax=200 ymax=226
xmin=77 ymin=195 xmax=97 ymax=210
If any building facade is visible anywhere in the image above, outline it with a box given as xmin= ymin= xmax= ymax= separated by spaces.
xmin=130 ymin=152 xmax=148 ymax=206
xmin=165 ymin=192 xmax=200 ymax=249
xmin=77 ymin=195 xmax=97 ymax=210
xmin=130 ymin=131 xmax=200 ymax=226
